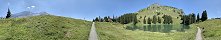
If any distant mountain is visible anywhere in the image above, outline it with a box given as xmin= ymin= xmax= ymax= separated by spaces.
xmin=11 ymin=11 xmax=49 ymax=18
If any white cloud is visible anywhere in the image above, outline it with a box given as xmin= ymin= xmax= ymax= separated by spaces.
xmin=31 ymin=6 xmax=35 ymax=8
xmin=27 ymin=7 xmax=31 ymax=9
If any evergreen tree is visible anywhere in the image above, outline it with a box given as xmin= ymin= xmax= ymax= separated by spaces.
xmin=6 ymin=8 xmax=11 ymax=18
xmin=168 ymin=16 xmax=173 ymax=24
xmin=143 ymin=18 xmax=146 ymax=24
xmin=158 ymin=16 xmax=161 ymax=24
xmin=112 ymin=15 xmax=116 ymax=22
xmin=181 ymin=15 xmax=188 ymax=25
xmin=95 ymin=17 xmax=99 ymax=22
xmin=147 ymin=17 xmax=152 ymax=24
xmin=196 ymin=13 xmax=200 ymax=22
xmin=201 ymin=10 xmax=208 ymax=21
xmin=117 ymin=13 xmax=137 ymax=24
xmin=143 ymin=16 xmax=146 ymax=24
xmin=181 ymin=13 xmax=196 ymax=25
xmin=100 ymin=18 xmax=104 ymax=22
xmin=104 ymin=16 xmax=108 ymax=22
xmin=133 ymin=14 xmax=137 ymax=25
xmin=162 ymin=15 xmax=173 ymax=24
xmin=92 ymin=19 xmax=95 ymax=22
xmin=152 ymin=15 xmax=157 ymax=24
xmin=192 ymin=13 xmax=196 ymax=23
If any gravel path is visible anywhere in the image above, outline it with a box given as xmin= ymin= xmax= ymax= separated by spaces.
xmin=195 ymin=27 xmax=202 ymax=40
xmin=88 ymin=22 xmax=98 ymax=40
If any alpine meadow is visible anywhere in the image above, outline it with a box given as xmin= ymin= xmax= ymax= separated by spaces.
xmin=0 ymin=0 xmax=221 ymax=40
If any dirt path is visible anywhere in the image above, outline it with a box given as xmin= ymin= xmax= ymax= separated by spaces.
xmin=88 ymin=22 xmax=98 ymax=40
xmin=195 ymin=27 xmax=202 ymax=40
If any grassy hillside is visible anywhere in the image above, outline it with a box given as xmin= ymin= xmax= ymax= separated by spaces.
xmin=95 ymin=22 xmax=132 ymax=40
xmin=96 ymin=22 xmax=197 ymax=40
xmin=191 ymin=19 xmax=221 ymax=40
xmin=137 ymin=4 xmax=183 ymax=24
xmin=0 ymin=15 xmax=92 ymax=40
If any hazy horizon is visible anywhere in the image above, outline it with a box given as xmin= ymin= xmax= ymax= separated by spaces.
xmin=0 ymin=0 xmax=220 ymax=21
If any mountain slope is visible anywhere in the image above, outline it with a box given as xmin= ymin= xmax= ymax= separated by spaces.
xmin=137 ymin=4 xmax=183 ymax=24
xmin=0 ymin=15 xmax=92 ymax=40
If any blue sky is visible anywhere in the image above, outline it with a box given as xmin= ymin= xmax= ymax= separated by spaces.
xmin=0 ymin=0 xmax=220 ymax=21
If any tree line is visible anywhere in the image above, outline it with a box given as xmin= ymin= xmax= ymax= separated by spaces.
xmin=93 ymin=10 xmax=208 ymax=25
xmin=181 ymin=10 xmax=208 ymax=25
xmin=93 ymin=13 xmax=173 ymax=25
xmin=143 ymin=15 xmax=172 ymax=24
xmin=93 ymin=13 xmax=137 ymax=24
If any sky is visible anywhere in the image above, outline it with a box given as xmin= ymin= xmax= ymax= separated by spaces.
xmin=0 ymin=0 xmax=220 ymax=21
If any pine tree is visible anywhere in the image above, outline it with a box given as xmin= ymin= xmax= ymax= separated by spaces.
xmin=6 ymin=8 xmax=11 ymax=18
xmin=116 ymin=13 xmax=137 ymax=24
xmin=92 ymin=19 xmax=95 ymax=22
xmin=147 ymin=17 xmax=152 ymax=24
xmin=169 ymin=16 xmax=173 ymax=24
xmin=196 ymin=13 xmax=200 ymax=22
xmin=162 ymin=15 xmax=168 ymax=24
xmin=143 ymin=18 xmax=146 ymax=24
xmin=152 ymin=15 xmax=157 ymax=24
xmin=133 ymin=14 xmax=137 ymax=25
xmin=95 ymin=17 xmax=99 ymax=22
xmin=192 ymin=13 xmax=196 ymax=23
xmin=201 ymin=10 xmax=208 ymax=21
xmin=143 ymin=16 xmax=146 ymax=24
xmin=158 ymin=16 xmax=161 ymax=24
xmin=104 ymin=16 xmax=108 ymax=22
xmin=112 ymin=15 xmax=116 ymax=22
xmin=162 ymin=15 xmax=173 ymax=24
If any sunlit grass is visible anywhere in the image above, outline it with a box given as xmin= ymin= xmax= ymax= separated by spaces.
xmin=0 ymin=15 xmax=92 ymax=40
xmin=191 ymin=19 xmax=221 ymax=40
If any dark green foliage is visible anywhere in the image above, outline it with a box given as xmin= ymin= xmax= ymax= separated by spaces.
xmin=147 ymin=17 xmax=152 ymax=24
xmin=157 ymin=12 xmax=161 ymax=15
xmin=181 ymin=15 xmax=189 ymax=25
xmin=92 ymin=19 xmax=95 ymax=22
xmin=196 ymin=13 xmax=200 ymax=22
xmin=104 ymin=16 xmax=108 ymax=22
xmin=191 ymin=13 xmax=196 ymax=23
xmin=152 ymin=15 xmax=157 ymax=24
xmin=6 ymin=8 xmax=11 ymax=18
xmin=162 ymin=15 xmax=173 ymax=24
xmin=112 ymin=15 xmax=117 ymax=22
xmin=93 ymin=13 xmax=137 ymax=24
xmin=95 ymin=17 xmax=99 ymax=22
xmin=158 ymin=16 xmax=161 ymax=24
xmin=94 ymin=16 xmax=115 ymax=22
xmin=201 ymin=10 xmax=208 ymax=21
xmin=181 ymin=13 xmax=196 ymax=25
xmin=143 ymin=18 xmax=146 ymax=24
xmin=133 ymin=14 xmax=138 ymax=25
xmin=143 ymin=16 xmax=146 ymax=24
xmin=100 ymin=18 xmax=104 ymax=22
xmin=117 ymin=13 xmax=137 ymax=24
